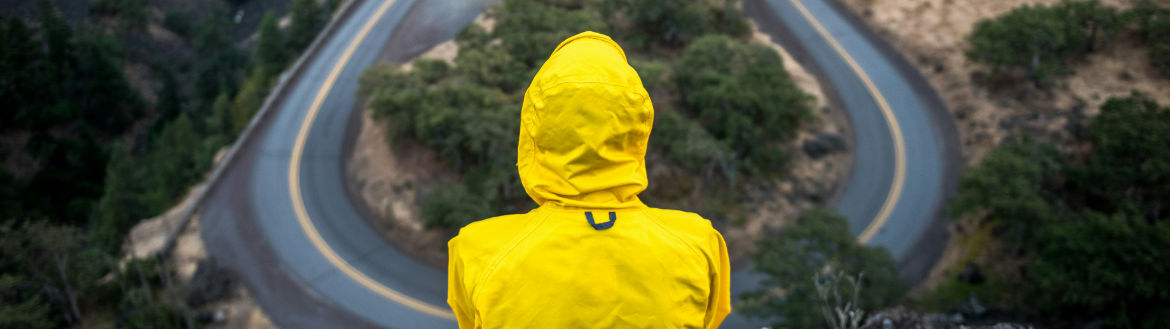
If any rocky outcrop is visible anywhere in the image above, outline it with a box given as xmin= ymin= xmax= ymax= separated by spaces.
xmin=858 ymin=305 xmax=1033 ymax=329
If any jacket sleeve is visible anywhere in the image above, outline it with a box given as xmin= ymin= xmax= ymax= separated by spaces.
xmin=448 ymin=238 xmax=477 ymax=328
xmin=705 ymin=229 xmax=732 ymax=329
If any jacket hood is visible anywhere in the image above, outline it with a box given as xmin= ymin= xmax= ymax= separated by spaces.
xmin=517 ymin=31 xmax=653 ymax=209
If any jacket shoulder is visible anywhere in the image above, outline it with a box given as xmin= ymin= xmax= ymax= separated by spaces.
xmin=643 ymin=208 xmax=720 ymax=242
xmin=449 ymin=212 xmax=539 ymax=260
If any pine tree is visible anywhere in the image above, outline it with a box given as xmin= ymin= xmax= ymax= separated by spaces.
xmin=286 ymin=0 xmax=324 ymax=54
xmin=254 ymin=12 xmax=287 ymax=78
xmin=94 ymin=143 xmax=148 ymax=253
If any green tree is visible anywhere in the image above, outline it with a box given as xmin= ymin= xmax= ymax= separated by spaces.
xmin=287 ymin=0 xmax=325 ymax=53
xmin=1028 ymin=211 xmax=1170 ymax=328
xmin=454 ymin=45 xmax=526 ymax=92
xmin=489 ymin=0 xmax=607 ymax=67
xmin=0 ymin=274 xmax=55 ymax=329
xmin=255 ymin=12 xmax=287 ymax=78
xmin=89 ymin=0 xmax=148 ymax=30
xmin=232 ymin=71 xmax=273 ymax=133
xmin=0 ymin=220 xmax=85 ymax=325
xmin=949 ymin=138 xmax=1064 ymax=241
xmin=420 ymin=182 xmax=495 ymax=230
xmin=1071 ymin=92 xmax=1170 ymax=219
xmin=966 ymin=0 xmax=1126 ymax=88
xmin=0 ymin=17 xmax=41 ymax=131
xmin=674 ymin=34 xmax=813 ymax=185
xmin=948 ymin=94 xmax=1170 ymax=327
xmin=151 ymin=67 xmax=184 ymax=136
xmin=1133 ymin=1 xmax=1170 ymax=75
xmin=206 ymin=92 xmax=235 ymax=138
xmin=93 ymin=143 xmax=150 ymax=253
xmin=148 ymin=114 xmax=202 ymax=206
xmin=598 ymin=0 xmax=750 ymax=48
xmin=193 ymin=8 xmax=247 ymax=103
xmin=741 ymin=207 xmax=905 ymax=329
xmin=649 ymin=108 xmax=729 ymax=172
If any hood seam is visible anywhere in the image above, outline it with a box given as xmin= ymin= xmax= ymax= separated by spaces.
xmin=551 ymin=33 xmax=627 ymax=62
xmin=534 ymin=81 xmax=649 ymax=105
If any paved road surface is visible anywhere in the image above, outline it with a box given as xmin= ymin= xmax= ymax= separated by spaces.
xmin=199 ymin=0 xmax=960 ymax=327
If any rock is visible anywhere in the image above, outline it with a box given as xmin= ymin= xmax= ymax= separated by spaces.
xmin=185 ymin=258 xmax=235 ymax=308
xmin=861 ymin=305 xmax=1034 ymax=329
xmin=803 ymin=132 xmax=847 ymax=159
xmin=955 ymin=294 xmax=988 ymax=318
xmin=921 ymin=312 xmax=958 ymax=328
xmin=968 ymin=324 xmax=1034 ymax=329
xmin=195 ymin=310 xmax=226 ymax=324
xmin=955 ymin=261 xmax=984 ymax=284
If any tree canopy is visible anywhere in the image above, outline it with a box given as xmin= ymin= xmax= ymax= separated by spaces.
xmin=675 ymin=34 xmax=813 ymax=184
xmin=966 ymin=0 xmax=1126 ymax=88
xmin=950 ymin=92 xmax=1170 ymax=327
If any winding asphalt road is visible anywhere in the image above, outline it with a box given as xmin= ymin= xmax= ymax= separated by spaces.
xmin=197 ymin=0 xmax=960 ymax=328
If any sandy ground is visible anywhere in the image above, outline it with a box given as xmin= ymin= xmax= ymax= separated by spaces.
xmin=831 ymin=0 xmax=1170 ymax=292
xmin=349 ymin=109 xmax=459 ymax=269
xmin=350 ymin=15 xmax=853 ymax=265
xmin=125 ymin=148 xmax=279 ymax=329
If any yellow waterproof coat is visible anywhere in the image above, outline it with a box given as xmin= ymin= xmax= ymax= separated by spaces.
xmin=447 ymin=32 xmax=731 ymax=329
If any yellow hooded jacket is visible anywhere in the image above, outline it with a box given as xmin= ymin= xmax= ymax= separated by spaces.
xmin=447 ymin=32 xmax=731 ymax=329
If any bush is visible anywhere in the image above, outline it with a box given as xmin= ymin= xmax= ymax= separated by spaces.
xmin=966 ymin=0 xmax=1126 ymax=88
xmin=287 ymin=0 xmax=326 ymax=54
xmin=674 ymin=35 xmax=813 ymax=183
xmin=421 ymin=183 xmax=495 ymax=230
xmin=649 ymin=108 xmax=728 ymax=172
xmin=1071 ymin=91 xmax=1170 ymax=217
xmin=163 ymin=10 xmax=194 ymax=38
xmin=89 ymin=0 xmax=148 ymax=29
xmin=597 ymin=0 xmax=750 ymax=49
xmin=741 ymin=207 xmax=905 ymax=329
xmin=489 ymin=0 xmax=606 ymax=67
xmin=1028 ymin=211 xmax=1170 ymax=327
xmin=949 ymin=93 xmax=1170 ymax=327
xmin=948 ymin=137 xmax=1064 ymax=239
xmin=1133 ymin=1 xmax=1170 ymax=75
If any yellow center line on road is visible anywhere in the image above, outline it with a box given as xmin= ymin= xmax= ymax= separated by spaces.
xmin=786 ymin=0 xmax=907 ymax=244
xmin=287 ymin=0 xmax=457 ymax=319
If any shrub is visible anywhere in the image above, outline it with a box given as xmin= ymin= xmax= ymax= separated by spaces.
xmin=966 ymin=0 xmax=1126 ymax=88
xmin=741 ymin=207 xmax=905 ymax=329
xmin=948 ymin=93 xmax=1170 ymax=327
xmin=674 ymin=35 xmax=813 ymax=183
xmin=597 ymin=0 xmax=750 ymax=49
xmin=1133 ymin=1 xmax=1170 ymax=75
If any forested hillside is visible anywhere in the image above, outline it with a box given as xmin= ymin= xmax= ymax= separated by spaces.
xmin=0 ymin=0 xmax=334 ymax=326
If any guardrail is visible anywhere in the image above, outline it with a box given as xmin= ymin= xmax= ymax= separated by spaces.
xmin=156 ymin=0 xmax=366 ymax=261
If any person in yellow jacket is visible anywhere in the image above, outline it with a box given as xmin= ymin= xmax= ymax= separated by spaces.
xmin=447 ymin=31 xmax=731 ymax=329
